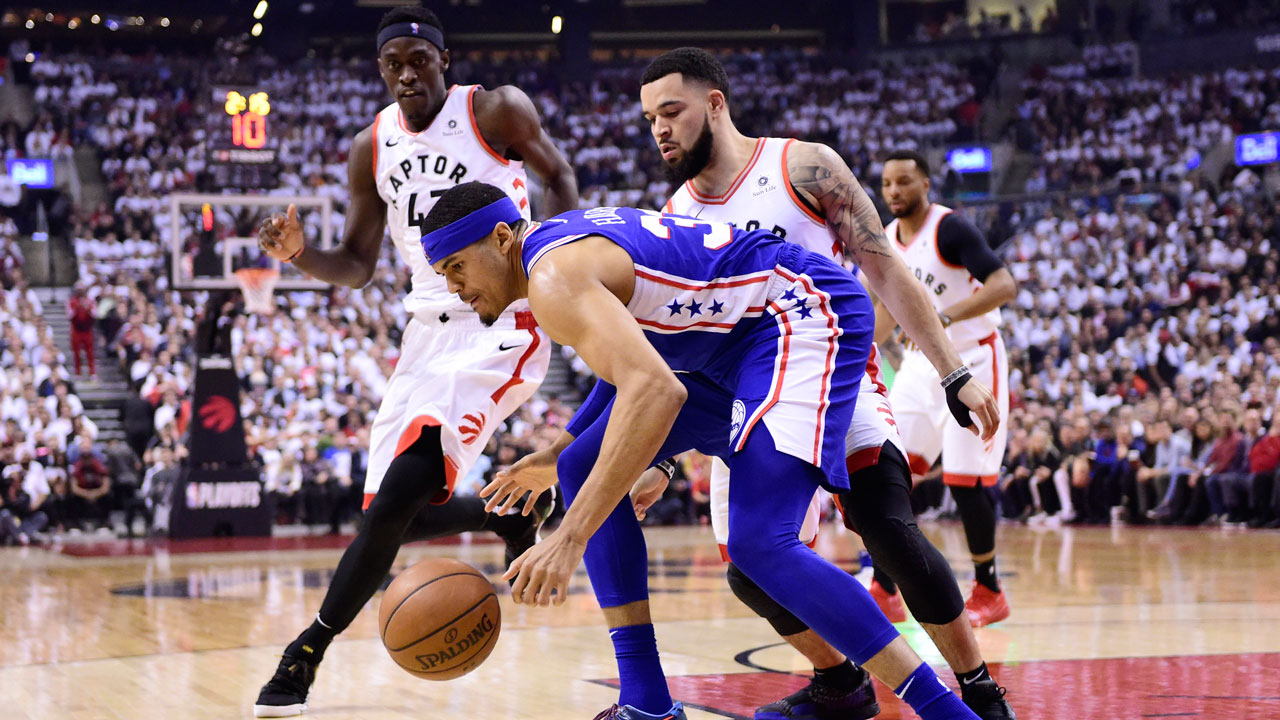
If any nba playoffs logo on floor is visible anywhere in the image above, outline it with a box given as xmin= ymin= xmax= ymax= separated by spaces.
xmin=730 ymin=399 xmax=746 ymax=444
xmin=198 ymin=396 xmax=237 ymax=433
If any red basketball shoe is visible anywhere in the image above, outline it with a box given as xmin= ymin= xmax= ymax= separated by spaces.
xmin=869 ymin=578 xmax=907 ymax=623
xmin=965 ymin=582 xmax=1010 ymax=628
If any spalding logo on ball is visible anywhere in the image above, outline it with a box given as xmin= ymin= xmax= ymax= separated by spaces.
xmin=379 ymin=557 xmax=502 ymax=680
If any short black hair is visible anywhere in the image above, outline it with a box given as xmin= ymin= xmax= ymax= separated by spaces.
xmin=641 ymin=47 xmax=731 ymax=106
xmin=422 ymin=181 xmax=509 ymax=235
xmin=884 ymin=149 xmax=930 ymax=178
xmin=377 ymin=5 xmax=444 ymax=37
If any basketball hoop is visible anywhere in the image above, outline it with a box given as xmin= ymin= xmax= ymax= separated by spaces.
xmin=233 ymin=267 xmax=280 ymax=315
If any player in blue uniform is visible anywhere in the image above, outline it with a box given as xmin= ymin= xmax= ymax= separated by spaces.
xmin=419 ymin=181 xmax=996 ymax=720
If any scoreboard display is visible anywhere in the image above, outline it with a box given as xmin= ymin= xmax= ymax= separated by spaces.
xmin=207 ymin=87 xmax=281 ymax=189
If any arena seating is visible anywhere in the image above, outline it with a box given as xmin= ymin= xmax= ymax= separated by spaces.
xmin=4 ymin=41 xmax=1279 ymax=539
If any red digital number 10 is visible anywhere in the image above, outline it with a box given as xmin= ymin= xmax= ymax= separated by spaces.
xmin=232 ymin=112 xmax=267 ymax=149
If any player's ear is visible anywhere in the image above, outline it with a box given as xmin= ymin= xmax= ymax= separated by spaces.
xmin=708 ymin=89 xmax=726 ymax=117
xmin=439 ymin=48 xmax=451 ymax=73
xmin=495 ymin=222 xmax=516 ymax=253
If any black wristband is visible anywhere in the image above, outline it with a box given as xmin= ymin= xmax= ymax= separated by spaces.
xmin=655 ymin=458 xmax=677 ymax=480
xmin=943 ymin=370 xmax=975 ymax=428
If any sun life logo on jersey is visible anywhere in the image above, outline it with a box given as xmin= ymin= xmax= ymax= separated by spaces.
xmin=730 ymin=399 xmax=746 ymax=444
xmin=443 ymin=117 xmax=463 ymax=137
xmin=752 ymin=175 xmax=778 ymax=197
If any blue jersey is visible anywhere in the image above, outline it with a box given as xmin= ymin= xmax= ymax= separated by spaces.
xmin=523 ymin=207 xmax=800 ymax=372
xmin=525 ymin=206 xmax=877 ymax=489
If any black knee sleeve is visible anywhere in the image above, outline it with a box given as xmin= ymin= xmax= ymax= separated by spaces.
xmin=726 ymin=561 xmax=810 ymax=637
xmin=316 ymin=429 xmax=446 ymax=634
xmin=950 ymin=484 xmax=997 ymax=557
xmin=839 ymin=444 xmax=965 ymax=625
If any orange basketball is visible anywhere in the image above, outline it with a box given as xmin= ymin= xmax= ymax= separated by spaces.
xmin=378 ymin=558 xmax=501 ymax=680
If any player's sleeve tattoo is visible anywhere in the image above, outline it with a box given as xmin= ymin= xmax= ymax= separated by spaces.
xmin=787 ymin=143 xmax=894 ymax=266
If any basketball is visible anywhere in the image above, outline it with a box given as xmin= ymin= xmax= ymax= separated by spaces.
xmin=378 ymin=558 xmax=501 ymax=681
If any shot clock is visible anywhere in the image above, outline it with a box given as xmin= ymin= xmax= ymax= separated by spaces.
xmin=208 ymin=86 xmax=281 ymax=189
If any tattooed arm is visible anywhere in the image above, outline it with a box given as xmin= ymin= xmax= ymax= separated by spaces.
xmin=788 ymin=142 xmax=1000 ymax=437
xmin=787 ymin=141 xmax=964 ymax=378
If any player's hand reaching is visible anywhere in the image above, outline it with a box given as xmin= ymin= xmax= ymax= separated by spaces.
xmin=481 ymin=447 xmax=560 ymax=516
xmin=504 ymin=528 xmax=585 ymax=607
xmin=630 ymin=466 xmax=670 ymax=521
xmin=258 ymin=204 xmax=304 ymax=262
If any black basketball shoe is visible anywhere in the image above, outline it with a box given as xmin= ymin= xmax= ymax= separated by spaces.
xmin=253 ymin=654 xmax=318 ymax=717
xmin=755 ymin=667 xmax=880 ymax=720
xmin=961 ymin=677 xmax=1016 ymax=720
xmin=498 ymin=488 xmax=556 ymax=573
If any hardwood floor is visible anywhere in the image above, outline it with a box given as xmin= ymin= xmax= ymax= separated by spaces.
xmin=2 ymin=522 xmax=1277 ymax=719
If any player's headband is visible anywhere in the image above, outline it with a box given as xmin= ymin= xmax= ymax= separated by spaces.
xmin=377 ymin=21 xmax=445 ymax=54
xmin=421 ymin=196 xmax=522 ymax=264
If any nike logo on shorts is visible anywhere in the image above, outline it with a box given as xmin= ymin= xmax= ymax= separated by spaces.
xmin=498 ymin=342 xmax=522 ymax=352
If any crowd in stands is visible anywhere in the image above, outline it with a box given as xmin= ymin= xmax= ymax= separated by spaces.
xmin=1016 ymin=53 xmax=1280 ymax=192
xmin=989 ymin=169 xmax=1280 ymax=528
xmin=2 ymin=37 xmax=1279 ymax=541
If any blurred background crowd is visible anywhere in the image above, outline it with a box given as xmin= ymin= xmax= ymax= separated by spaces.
xmin=3 ymin=0 xmax=1280 ymax=543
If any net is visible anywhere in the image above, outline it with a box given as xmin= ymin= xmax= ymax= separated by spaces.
xmin=233 ymin=267 xmax=280 ymax=315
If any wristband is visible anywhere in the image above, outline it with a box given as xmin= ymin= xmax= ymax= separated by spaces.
xmin=284 ymin=244 xmax=305 ymax=263
xmin=939 ymin=312 xmax=952 ymax=328
xmin=940 ymin=364 xmax=970 ymax=389
xmin=655 ymin=458 xmax=677 ymax=481
xmin=943 ymin=370 xmax=976 ymax=429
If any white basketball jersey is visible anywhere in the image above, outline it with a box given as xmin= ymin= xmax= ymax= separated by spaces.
xmin=885 ymin=203 xmax=1000 ymax=348
xmin=665 ymin=135 xmax=893 ymax=404
xmin=372 ymin=84 xmax=530 ymax=320
xmin=665 ymin=137 xmax=841 ymax=261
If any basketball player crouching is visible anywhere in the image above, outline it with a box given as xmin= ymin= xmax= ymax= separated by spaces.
xmin=252 ymin=6 xmax=577 ymax=717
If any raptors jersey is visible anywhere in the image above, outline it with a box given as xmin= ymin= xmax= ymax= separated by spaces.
xmin=886 ymin=203 xmax=1000 ymax=349
xmin=665 ymin=134 xmax=899 ymax=478
xmin=372 ymin=84 xmax=531 ymax=319
xmin=665 ymin=138 xmax=842 ymax=261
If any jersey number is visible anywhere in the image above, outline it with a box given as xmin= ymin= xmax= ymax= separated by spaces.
xmin=639 ymin=210 xmax=733 ymax=250
xmin=406 ymin=191 xmax=449 ymax=233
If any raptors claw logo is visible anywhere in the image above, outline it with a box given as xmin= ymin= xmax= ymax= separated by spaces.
xmin=198 ymin=396 xmax=237 ymax=433
xmin=459 ymin=412 xmax=486 ymax=445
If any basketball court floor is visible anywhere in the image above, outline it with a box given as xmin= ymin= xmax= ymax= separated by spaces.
xmin=3 ymin=521 xmax=1277 ymax=719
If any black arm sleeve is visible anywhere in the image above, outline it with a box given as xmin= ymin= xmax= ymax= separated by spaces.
xmin=936 ymin=213 xmax=1003 ymax=282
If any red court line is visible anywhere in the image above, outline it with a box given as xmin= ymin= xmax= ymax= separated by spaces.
xmin=597 ymin=653 xmax=1280 ymax=719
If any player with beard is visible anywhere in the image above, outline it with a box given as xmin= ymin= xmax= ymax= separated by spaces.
xmin=877 ymin=149 xmax=1016 ymax=630
xmin=251 ymin=6 xmax=576 ymax=717
xmin=482 ymin=48 xmax=1011 ymax=720
xmin=636 ymin=47 xmax=1015 ymax=720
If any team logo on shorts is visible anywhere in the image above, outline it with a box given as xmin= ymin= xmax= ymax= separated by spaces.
xmin=459 ymin=412 xmax=486 ymax=445
xmin=730 ymin=399 xmax=746 ymax=445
